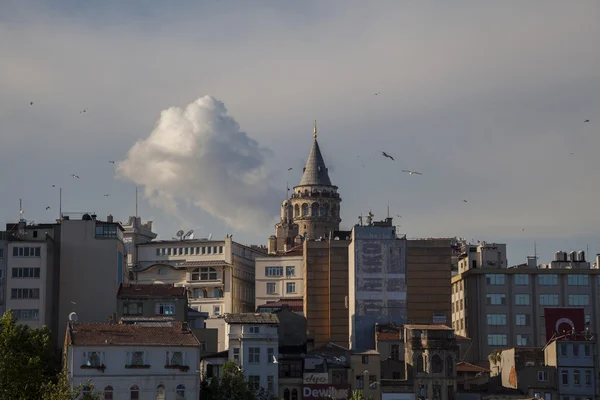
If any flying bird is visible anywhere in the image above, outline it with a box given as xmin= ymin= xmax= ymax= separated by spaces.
xmin=381 ymin=151 xmax=394 ymax=161
xmin=104 ymin=194 xmax=110 ymax=197
xmin=80 ymin=109 xmax=87 ymax=113
xmin=402 ymin=170 xmax=422 ymax=175
xmin=584 ymin=119 xmax=590 ymax=123
xmin=109 ymin=160 xmax=115 ymax=164
xmin=521 ymin=228 xmax=525 ymax=232
xmin=51 ymin=184 xmax=55 ymax=187
xmin=288 ymin=167 xmax=292 ymax=171
xmin=71 ymin=174 xmax=80 ymax=179
xmin=396 ymin=214 xmax=402 ymax=218
xmin=374 ymin=92 xmax=380 ymax=95
xmin=45 ymin=206 xmax=51 ymax=210
xmin=30 ymin=102 xmax=33 ymax=105
xmin=463 ymin=200 xmax=468 ymax=202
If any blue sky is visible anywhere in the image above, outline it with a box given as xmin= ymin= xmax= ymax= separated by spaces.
xmin=1 ymin=1 xmax=599 ymax=266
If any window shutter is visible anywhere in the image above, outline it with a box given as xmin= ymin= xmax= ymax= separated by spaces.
xmin=82 ymin=352 xmax=87 ymax=365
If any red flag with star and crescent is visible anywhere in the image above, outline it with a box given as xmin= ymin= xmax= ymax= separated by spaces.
xmin=544 ymin=307 xmax=586 ymax=342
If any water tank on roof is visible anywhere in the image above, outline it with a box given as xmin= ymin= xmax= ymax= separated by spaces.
xmin=578 ymin=251 xmax=585 ymax=262
xmin=554 ymin=251 xmax=561 ymax=262
xmin=82 ymin=213 xmax=92 ymax=221
xmin=569 ymin=251 xmax=577 ymax=262
xmin=562 ymin=252 xmax=568 ymax=262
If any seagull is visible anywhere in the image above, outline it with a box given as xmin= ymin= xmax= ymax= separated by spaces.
xmin=71 ymin=174 xmax=80 ymax=179
xmin=80 ymin=109 xmax=87 ymax=113
xmin=109 ymin=160 xmax=115 ymax=164
xmin=374 ymin=92 xmax=380 ymax=95
xmin=30 ymin=101 xmax=33 ymax=105
xmin=521 ymin=228 xmax=525 ymax=232
xmin=570 ymin=152 xmax=575 ymax=155
xmin=396 ymin=214 xmax=402 ymax=218
xmin=584 ymin=119 xmax=590 ymax=123
xmin=288 ymin=167 xmax=292 ymax=171
xmin=463 ymin=200 xmax=468 ymax=202
xmin=51 ymin=185 xmax=55 ymax=187
xmin=45 ymin=206 xmax=51 ymax=210
xmin=402 ymin=170 xmax=422 ymax=175
xmin=381 ymin=151 xmax=394 ymax=161
xmin=104 ymin=194 xmax=110 ymax=197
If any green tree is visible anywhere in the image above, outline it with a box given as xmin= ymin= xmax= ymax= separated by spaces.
xmin=0 ymin=310 xmax=60 ymax=400
xmin=42 ymin=370 xmax=102 ymax=400
xmin=350 ymin=390 xmax=374 ymax=400
xmin=200 ymin=361 xmax=278 ymax=400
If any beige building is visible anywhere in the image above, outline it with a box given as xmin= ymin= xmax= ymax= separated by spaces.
xmin=255 ymin=249 xmax=304 ymax=311
xmin=350 ymin=349 xmax=382 ymax=400
xmin=452 ymin=243 xmax=600 ymax=363
xmin=116 ymin=283 xmax=188 ymax=322
xmin=122 ymin=215 xmax=157 ymax=270
xmin=134 ymin=235 xmax=263 ymax=316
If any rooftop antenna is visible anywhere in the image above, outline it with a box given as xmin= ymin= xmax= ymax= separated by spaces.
xmin=387 ymin=201 xmax=390 ymax=219
xmin=534 ymin=241 xmax=538 ymax=260
xmin=59 ymin=188 xmax=62 ymax=219
xmin=286 ymin=181 xmax=290 ymax=200
xmin=313 ymin=120 xmax=317 ymax=139
xmin=19 ymin=198 xmax=23 ymax=221
xmin=135 ymin=186 xmax=138 ymax=218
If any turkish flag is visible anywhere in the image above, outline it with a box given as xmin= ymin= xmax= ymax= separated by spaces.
xmin=544 ymin=307 xmax=585 ymax=341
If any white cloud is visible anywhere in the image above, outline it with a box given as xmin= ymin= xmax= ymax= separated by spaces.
xmin=117 ymin=96 xmax=282 ymax=231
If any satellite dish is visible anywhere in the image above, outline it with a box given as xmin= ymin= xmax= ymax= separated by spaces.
xmin=183 ymin=229 xmax=194 ymax=240
xmin=176 ymin=230 xmax=184 ymax=240
xmin=188 ymin=232 xmax=195 ymax=240
xmin=208 ymin=232 xmax=213 ymax=240
xmin=69 ymin=312 xmax=79 ymax=322
xmin=339 ymin=356 xmax=346 ymax=363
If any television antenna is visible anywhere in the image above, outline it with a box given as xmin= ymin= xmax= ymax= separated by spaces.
xmin=208 ymin=232 xmax=213 ymax=240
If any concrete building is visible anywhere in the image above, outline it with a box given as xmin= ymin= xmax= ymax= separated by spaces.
xmin=0 ymin=232 xmax=7 ymax=315
xmin=56 ymin=213 xmax=126 ymax=346
xmin=64 ymin=320 xmax=200 ymax=400
xmin=451 ymin=243 xmax=600 ymax=363
xmin=224 ymin=313 xmax=280 ymax=395
xmin=545 ymin=337 xmax=597 ymax=400
xmin=116 ymin=283 xmax=188 ymax=322
xmin=349 ymin=217 xmax=407 ymax=350
xmin=255 ymin=248 xmax=304 ymax=312
xmin=121 ymin=216 xmax=157 ymax=270
xmin=350 ymin=349 xmax=382 ymax=400
xmin=406 ymin=238 xmax=452 ymax=325
xmin=134 ymin=235 xmax=263 ymax=316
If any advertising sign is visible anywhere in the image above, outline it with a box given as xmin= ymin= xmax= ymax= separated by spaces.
xmin=303 ymin=373 xmax=328 ymax=385
xmin=543 ymin=307 xmax=586 ymax=341
xmin=303 ymin=384 xmax=351 ymax=400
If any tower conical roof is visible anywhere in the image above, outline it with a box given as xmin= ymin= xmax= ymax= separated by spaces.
xmin=299 ymin=138 xmax=332 ymax=186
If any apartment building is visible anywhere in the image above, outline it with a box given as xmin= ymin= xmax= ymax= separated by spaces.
xmin=255 ymin=247 xmax=304 ymax=312
xmin=349 ymin=218 xmax=407 ymax=350
xmin=452 ymin=243 xmax=600 ymax=363
xmin=116 ymin=283 xmax=188 ymax=322
xmin=121 ymin=216 xmax=157 ymax=269
xmin=134 ymin=235 xmax=263 ymax=316
xmin=0 ymin=232 xmax=7 ymax=315
xmin=545 ymin=337 xmax=597 ymax=400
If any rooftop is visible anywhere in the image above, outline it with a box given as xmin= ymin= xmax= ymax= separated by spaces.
xmin=181 ymin=260 xmax=232 ymax=268
xmin=256 ymin=298 xmax=303 ymax=313
xmin=456 ymin=362 xmax=489 ymax=373
xmin=297 ymin=138 xmax=332 ymax=187
xmin=117 ymin=283 xmax=187 ymax=298
xmin=66 ymin=322 xmax=199 ymax=347
xmin=224 ymin=313 xmax=279 ymax=325
xmin=404 ymin=324 xmax=453 ymax=331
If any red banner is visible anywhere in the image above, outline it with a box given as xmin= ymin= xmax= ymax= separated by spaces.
xmin=303 ymin=385 xmax=351 ymax=400
xmin=544 ymin=307 xmax=585 ymax=341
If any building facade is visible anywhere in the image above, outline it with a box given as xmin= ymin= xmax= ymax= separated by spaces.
xmin=349 ymin=219 xmax=407 ymax=350
xmin=254 ymin=250 xmax=304 ymax=311
xmin=134 ymin=236 xmax=262 ymax=316
xmin=545 ymin=338 xmax=597 ymax=400
xmin=65 ymin=320 xmax=200 ymax=400
xmin=116 ymin=283 xmax=188 ymax=322
xmin=122 ymin=216 xmax=157 ymax=270
xmin=452 ymin=244 xmax=600 ymax=363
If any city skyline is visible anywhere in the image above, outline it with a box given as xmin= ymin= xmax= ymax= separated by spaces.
xmin=1 ymin=1 xmax=599 ymax=267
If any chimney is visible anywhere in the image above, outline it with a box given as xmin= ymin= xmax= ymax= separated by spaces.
xmin=268 ymin=235 xmax=277 ymax=255
xmin=107 ymin=215 xmax=114 ymax=223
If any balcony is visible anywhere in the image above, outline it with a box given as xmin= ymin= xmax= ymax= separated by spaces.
xmin=229 ymin=333 xmax=278 ymax=341
xmin=186 ymin=279 xmax=224 ymax=287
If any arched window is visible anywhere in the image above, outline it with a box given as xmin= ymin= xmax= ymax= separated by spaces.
xmin=291 ymin=388 xmax=298 ymax=400
xmin=284 ymin=389 xmax=290 ymax=400
xmin=192 ymin=267 xmax=218 ymax=281
xmin=446 ymin=355 xmax=454 ymax=375
xmin=321 ymin=204 xmax=329 ymax=216
xmin=416 ymin=354 xmax=424 ymax=372
xmin=311 ymin=203 xmax=319 ymax=216
xmin=156 ymin=385 xmax=165 ymax=400
xmin=130 ymin=385 xmax=140 ymax=400
xmin=176 ymin=384 xmax=186 ymax=400
xmin=294 ymin=204 xmax=300 ymax=217
xmin=193 ymin=288 xmax=206 ymax=298
xmin=431 ymin=354 xmax=443 ymax=373
xmin=302 ymin=203 xmax=309 ymax=216
xmin=212 ymin=288 xmax=223 ymax=298
xmin=104 ymin=386 xmax=114 ymax=400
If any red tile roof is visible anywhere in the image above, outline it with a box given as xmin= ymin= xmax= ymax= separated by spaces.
xmin=117 ymin=283 xmax=186 ymax=298
xmin=377 ymin=332 xmax=401 ymax=340
xmin=66 ymin=322 xmax=199 ymax=347
xmin=256 ymin=299 xmax=303 ymax=312
xmin=456 ymin=362 xmax=489 ymax=373
xmin=224 ymin=313 xmax=279 ymax=325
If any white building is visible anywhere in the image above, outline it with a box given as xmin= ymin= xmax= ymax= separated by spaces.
xmin=134 ymin=236 xmax=264 ymax=317
xmin=65 ymin=320 xmax=201 ymax=400
xmin=224 ymin=313 xmax=279 ymax=395
xmin=254 ymin=248 xmax=304 ymax=311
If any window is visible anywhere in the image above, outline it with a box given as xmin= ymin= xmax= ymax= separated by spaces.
xmin=156 ymin=303 xmax=175 ymax=316
xmin=233 ymin=348 xmax=240 ymax=364
xmin=191 ymin=267 xmax=218 ymax=281
xmin=128 ymin=351 xmax=145 ymax=366
xmin=213 ymin=305 xmax=221 ymax=316
xmin=156 ymin=248 xmax=160 ymax=256
xmin=158 ymin=268 xmax=168 ymax=275
xmin=265 ymin=266 xmax=283 ymax=277
xmin=568 ymin=275 xmax=589 ymax=286
xmin=486 ymin=294 xmax=506 ymax=305
xmin=538 ymin=275 xmax=558 ymax=285
xmin=286 ymin=282 xmax=296 ymax=293
xmin=486 ymin=274 xmax=505 ymax=285
xmin=130 ymin=385 xmax=139 ymax=400
xmin=584 ymin=344 xmax=591 ymax=357
xmin=585 ymin=369 xmax=592 ymax=386
xmin=514 ymin=274 xmax=529 ymax=285
xmin=11 ymin=246 xmax=41 ymax=257
xmin=156 ymin=385 xmax=165 ymax=400
xmin=219 ymin=246 xmax=224 ymax=254
xmin=83 ymin=351 xmax=104 ymax=367
xmin=561 ymin=370 xmax=568 ymax=385
xmin=516 ymin=314 xmax=530 ymax=326
xmin=568 ymin=295 xmax=589 ymax=306
xmin=574 ymin=370 xmax=581 ymax=385
xmin=0 ymin=248 xmax=3 ymax=258
xmin=267 ymin=375 xmax=274 ymax=391
xmin=11 ymin=288 xmax=40 ymax=299
xmin=13 ymin=309 xmax=39 ymax=320
xmin=356 ymin=375 xmax=364 ymax=389
xmin=538 ymin=371 xmax=549 ymax=381
xmin=267 ymin=348 xmax=275 ymax=363
xmin=291 ymin=389 xmax=298 ymax=400
xmin=104 ymin=386 xmax=114 ymax=400
xmin=391 ymin=344 xmax=400 ymax=360
xmin=573 ymin=344 xmax=580 ymax=357
xmin=95 ymin=223 xmax=121 ymax=239
xmin=515 ymin=294 xmax=530 ymax=305
xmin=560 ymin=344 xmax=567 ymax=356
xmin=516 ymin=334 xmax=531 ymax=346
xmin=286 ymin=266 xmax=295 ymax=276
xmin=487 ymin=314 xmax=507 ymax=325
xmin=249 ymin=326 xmax=260 ymax=334
xmin=166 ymin=351 xmax=184 ymax=366
xmin=362 ymin=355 xmax=369 ymax=364
xmin=176 ymin=384 xmax=185 ymax=400
xmin=123 ymin=302 xmax=143 ymax=315
xmin=193 ymin=288 xmax=205 ymax=298
xmin=11 ymin=267 xmax=41 ymax=278
xmin=539 ymin=294 xmax=559 ymax=306
xmin=249 ymin=347 xmax=260 ymax=363
xmin=248 ymin=376 xmax=260 ymax=391
xmin=266 ymin=282 xmax=276 ymax=294
xmin=487 ymin=334 xmax=508 ymax=346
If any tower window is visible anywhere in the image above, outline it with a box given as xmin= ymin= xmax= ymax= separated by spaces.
xmin=311 ymin=203 xmax=319 ymax=216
